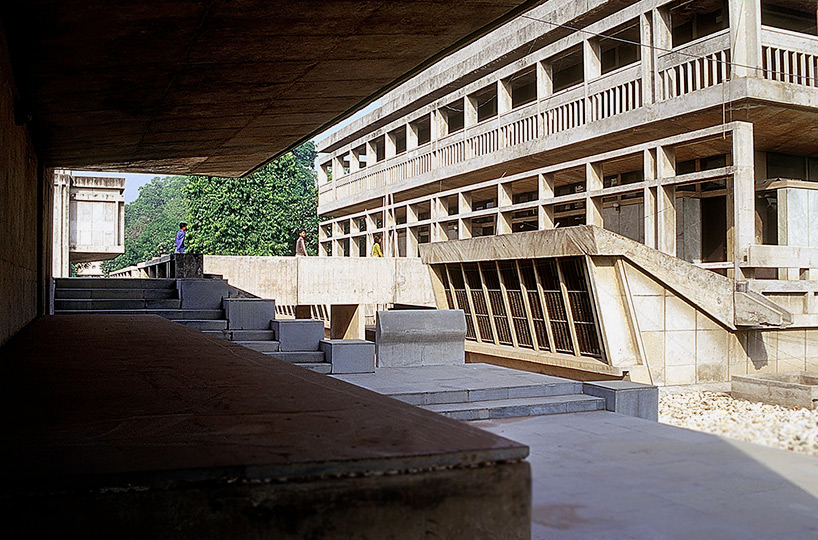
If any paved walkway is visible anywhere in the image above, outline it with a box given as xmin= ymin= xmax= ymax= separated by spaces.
xmin=477 ymin=412 xmax=818 ymax=540
xmin=336 ymin=364 xmax=818 ymax=539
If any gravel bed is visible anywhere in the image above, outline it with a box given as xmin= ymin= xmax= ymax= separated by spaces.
xmin=659 ymin=391 xmax=818 ymax=456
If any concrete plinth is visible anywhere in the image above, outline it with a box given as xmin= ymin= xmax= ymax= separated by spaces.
xmin=173 ymin=253 xmax=203 ymax=278
xmin=582 ymin=380 xmax=659 ymax=421
xmin=375 ymin=309 xmax=466 ymax=367
xmin=321 ymin=339 xmax=375 ymax=374
xmin=178 ymin=278 xmax=230 ymax=309
xmin=272 ymin=319 xmax=325 ymax=351
xmin=0 ymin=315 xmax=530 ymax=538
xmin=223 ymin=298 xmax=276 ymax=330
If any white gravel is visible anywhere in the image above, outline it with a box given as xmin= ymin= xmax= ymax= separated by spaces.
xmin=659 ymin=390 xmax=818 ymax=456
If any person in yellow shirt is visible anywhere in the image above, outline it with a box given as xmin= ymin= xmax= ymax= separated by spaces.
xmin=371 ymin=235 xmax=384 ymax=257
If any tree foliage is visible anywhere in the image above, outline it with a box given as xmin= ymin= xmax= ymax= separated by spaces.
xmin=185 ymin=142 xmax=319 ymax=256
xmin=102 ymin=176 xmax=188 ymax=273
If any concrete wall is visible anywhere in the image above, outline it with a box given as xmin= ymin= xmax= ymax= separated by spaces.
xmin=0 ymin=29 xmax=43 ymax=345
xmin=203 ymin=255 xmax=436 ymax=307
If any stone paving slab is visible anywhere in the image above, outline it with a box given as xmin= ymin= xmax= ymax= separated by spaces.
xmin=425 ymin=394 xmax=604 ymax=421
xmin=476 ymin=411 xmax=818 ymax=540
xmin=333 ymin=364 xmax=579 ymax=402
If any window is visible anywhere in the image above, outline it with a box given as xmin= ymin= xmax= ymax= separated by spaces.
xmin=442 ymin=100 xmax=464 ymax=134
xmin=600 ymin=22 xmax=640 ymax=75
xmin=410 ymin=114 xmax=431 ymax=145
xmin=372 ymin=135 xmax=385 ymax=162
xmin=767 ymin=152 xmax=818 ymax=181
xmin=762 ymin=1 xmax=817 ymax=36
xmin=389 ymin=126 xmax=407 ymax=155
xmin=551 ymin=46 xmax=583 ymax=92
xmin=470 ymin=84 xmax=498 ymax=122
xmin=508 ymin=67 xmax=537 ymax=108
xmin=670 ymin=0 xmax=728 ymax=47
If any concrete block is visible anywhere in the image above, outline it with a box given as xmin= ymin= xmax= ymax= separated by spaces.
xmin=173 ymin=253 xmax=203 ymax=278
xmin=272 ymin=319 xmax=324 ymax=351
xmin=375 ymin=309 xmax=466 ymax=367
xmin=178 ymin=279 xmax=230 ymax=310
xmin=223 ymin=298 xmax=276 ymax=330
xmin=583 ymin=381 xmax=659 ymax=421
xmin=320 ymin=339 xmax=375 ymax=374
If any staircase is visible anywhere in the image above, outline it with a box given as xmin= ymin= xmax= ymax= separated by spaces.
xmin=53 ymin=278 xmax=331 ymax=373
xmin=334 ymin=365 xmax=607 ymax=421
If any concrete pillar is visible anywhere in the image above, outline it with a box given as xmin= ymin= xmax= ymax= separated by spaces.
xmin=730 ymin=0 xmax=762 ymax=78
xmin=498 ymin=182 xmax=513 ymax=207
xmin=583 ymin=39 xmax=601 ymax=82
xmin=498 ymin=78 xmax=513 ymax=114
xmin=51 ymin=172 xmax=71 ymax=278
xmin=431 ymin=198 xmax=447 ymax=242
xmin=408 ymin=120 xmax=419 ymax=150
xmin=458 ymin=192 xmax=472 ymax=214
xmin=537 ymin=61 xmax=553 ymax=99
xmin=458 ymin=218 xmax=473 ymax=240
xmin=406 ymin=227 xmax=420 ymax=257
xmin=640 ymin=11 xmax=655 ymax=105
xmin=652 ymin=8 xmax=672 ymax=99
xmin=539 ymin=172 xmax=555 ymax=230
xmin=731 ymin=122 xmax=756 ymax=280
xmin=431 ymin=109 xmax=447 ymax=141
xmin=643 ymin=149 xmax=657 ymax=249
xmin=330 ymin=304 xmax=365 ymax=340
xmin=586 ymin=163 xmax=604 ymax=227
xmin=465 ymin=94 xmax=478 ymax=127
xmin=366 ymin=140 xmax=377 ymax=165
xmin=656 ymin=146 xmax=676 ymax=255
xmin=349 ymin=149 xmax=360 ymax=173
xmin=332 ymin=155 xmax=344 ymax=180
xmin=386 ymin=130 xmax=397 ymax=159
xmin=498 ymin=184 xmax=512 ymax=234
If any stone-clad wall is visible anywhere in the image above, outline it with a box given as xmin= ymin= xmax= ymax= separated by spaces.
xmin=0 ymin=29 xmax=42 ymax=346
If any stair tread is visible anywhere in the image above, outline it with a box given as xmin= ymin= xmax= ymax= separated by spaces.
xmin=423 ymin=393 xmax=603 ymax=412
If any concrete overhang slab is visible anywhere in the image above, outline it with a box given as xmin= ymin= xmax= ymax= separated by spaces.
xmin=1 ymin=0 xmax=542 ymax=176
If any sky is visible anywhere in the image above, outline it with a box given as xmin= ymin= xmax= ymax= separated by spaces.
xmin=75 ymin=99 xmax=382 ymax=204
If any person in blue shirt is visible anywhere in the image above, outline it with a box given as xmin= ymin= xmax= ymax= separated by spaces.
xmin=175 ymin=222 xmax=187 ymax=253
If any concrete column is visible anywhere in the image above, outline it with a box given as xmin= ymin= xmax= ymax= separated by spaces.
xmin=386 ymin=131 xmax=397 ymax=159
xmin=431 ymin=109 xmax=447 ymax=140
xmin=431 ymin=198 xmax=447 ymax=242
xmin=498 ymin=78 xmax=513 ymax=114
xmin=583 ymin=39 xmax=601 ymax=82
xmin=332 ymin=155 xmax=344 ymax=180
xmin=640 ymin=11 xmax=655 ymax=105
xmin=539 ymin=173 xmax=555 ymax=230
xmin=585 ymin=163 xmax=604 ymax=226
xmin=458 ymin=218 xmax=473 ymax=240
xmin=408 ymin=120 xmax=419 ymax=150
xmin=465 ymin=94 xmax=478 ymax=127
xmin=643 ymin=149 xmax=657 ymax=249
xmin=537 ymin=61 xmax=553 ymax=99
xmin=349 ymin=149 xmax=360 ymax=173
xmin=458 ymin=192 xmax=472 ymax=214
xmin=51 ymin=172 xmax=70 ymax=278
xmin=656 ymin=146 xmax=676 ymax=255
xmin=653 ymin=8 xmax=672 ymax=100
xmin=406 ymin=227 xmax=419 ymax=257
xmin=498 ymin=182 xmax=513 ymax=207
xmin=366 ymin=140 xmax=377 ymax=165
xmin=317 ymin=161 xmax=328 ymax=184
xmin=730 ymin=0 xmax=762 ymax=78
xmin=731 ymin=122 xmax=757 ymax=280
xmin=330 ymin=304 xmax=364 ymax=339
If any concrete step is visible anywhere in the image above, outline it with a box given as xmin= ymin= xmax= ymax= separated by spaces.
xmin=55 ymin=288 xmax=178 ymax=300
xmin=55 ymin=278 xmax=177 ymax=289
xmin=54 ymin=299 xmax=181 ymax=310
xmin=301 ymin=363 xmax=332 ymax=374
xmin=224 ymin=330 xmax=276 ymax=341
xmin=237 ymin=341 xmax=281 ymax=352
xmin=422 ymin=394 xmax=605 ymax=421
xmin=177 ymin=320 xmax=228 ymax=331
xmin=388 ymin=380 xmax=583 ymax=407
xmin=264 ymin=351 xmax=326 ymax=364
xmin=55 ymin=309 xmax=225 ymax=320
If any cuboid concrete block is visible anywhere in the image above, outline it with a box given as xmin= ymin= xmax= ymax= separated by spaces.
xmin=583 ymin=381 xmax=658 ymax=421
xmin=272 ymin=319 xmax=324 ymax=351
xmin=223 ymin=298 xmax=276 ymax=330
xmin=320 ymin=339 xmax=375 ymax=374
xmin=178 ymin=279 xmax=230 ymax=309
xmin=375 ymin=309 xmax=466 ymax=367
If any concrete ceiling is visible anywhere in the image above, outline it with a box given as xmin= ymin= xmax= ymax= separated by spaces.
xmin=1 ymin=0 xmax=537 ymax=176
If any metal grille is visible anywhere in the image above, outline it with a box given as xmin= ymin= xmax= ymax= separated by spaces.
xmin=560 ymin=258 xmax=602 ymax=358
xmin=498 ymin=261 xmax=533 ymax=348
xmin=519 ymin=260 xmax=550 ymax=351
xmin=464 ymin=263 xmax=493 ymax=342
xmin=447 ymin=264 xmax=476 ymax=340
xmin=535 ymin=259 xmax=574 ymax=354
xmin=480 ymin=262 xmax=513 ymax=346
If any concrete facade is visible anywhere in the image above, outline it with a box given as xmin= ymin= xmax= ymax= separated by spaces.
xmin=52 ymin=172 xmax=125 ymax=277
xmin=317 ymin=0 xmax=818 ymax=385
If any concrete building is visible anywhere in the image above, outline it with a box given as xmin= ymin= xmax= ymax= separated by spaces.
xmin=317 ymin=0 xmax=818 ymax=385
xmin=52 ymin=172 xmax=125 ymax=277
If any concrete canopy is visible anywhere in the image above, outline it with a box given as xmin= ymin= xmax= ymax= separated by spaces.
xmin=1 ymin=0 xmax=538 ymax=177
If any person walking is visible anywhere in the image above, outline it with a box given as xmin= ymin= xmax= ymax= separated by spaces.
xmin=295 ymin=229 xmax=308 ymax=256
xmin=371 ymin=235 xmax=384 ymax=257
xmin=175 ymin=223 xmax=187 ymax=254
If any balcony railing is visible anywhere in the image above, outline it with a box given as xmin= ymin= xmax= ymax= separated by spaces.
xmin=320 ymin=26 xmax=818 ymax=208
